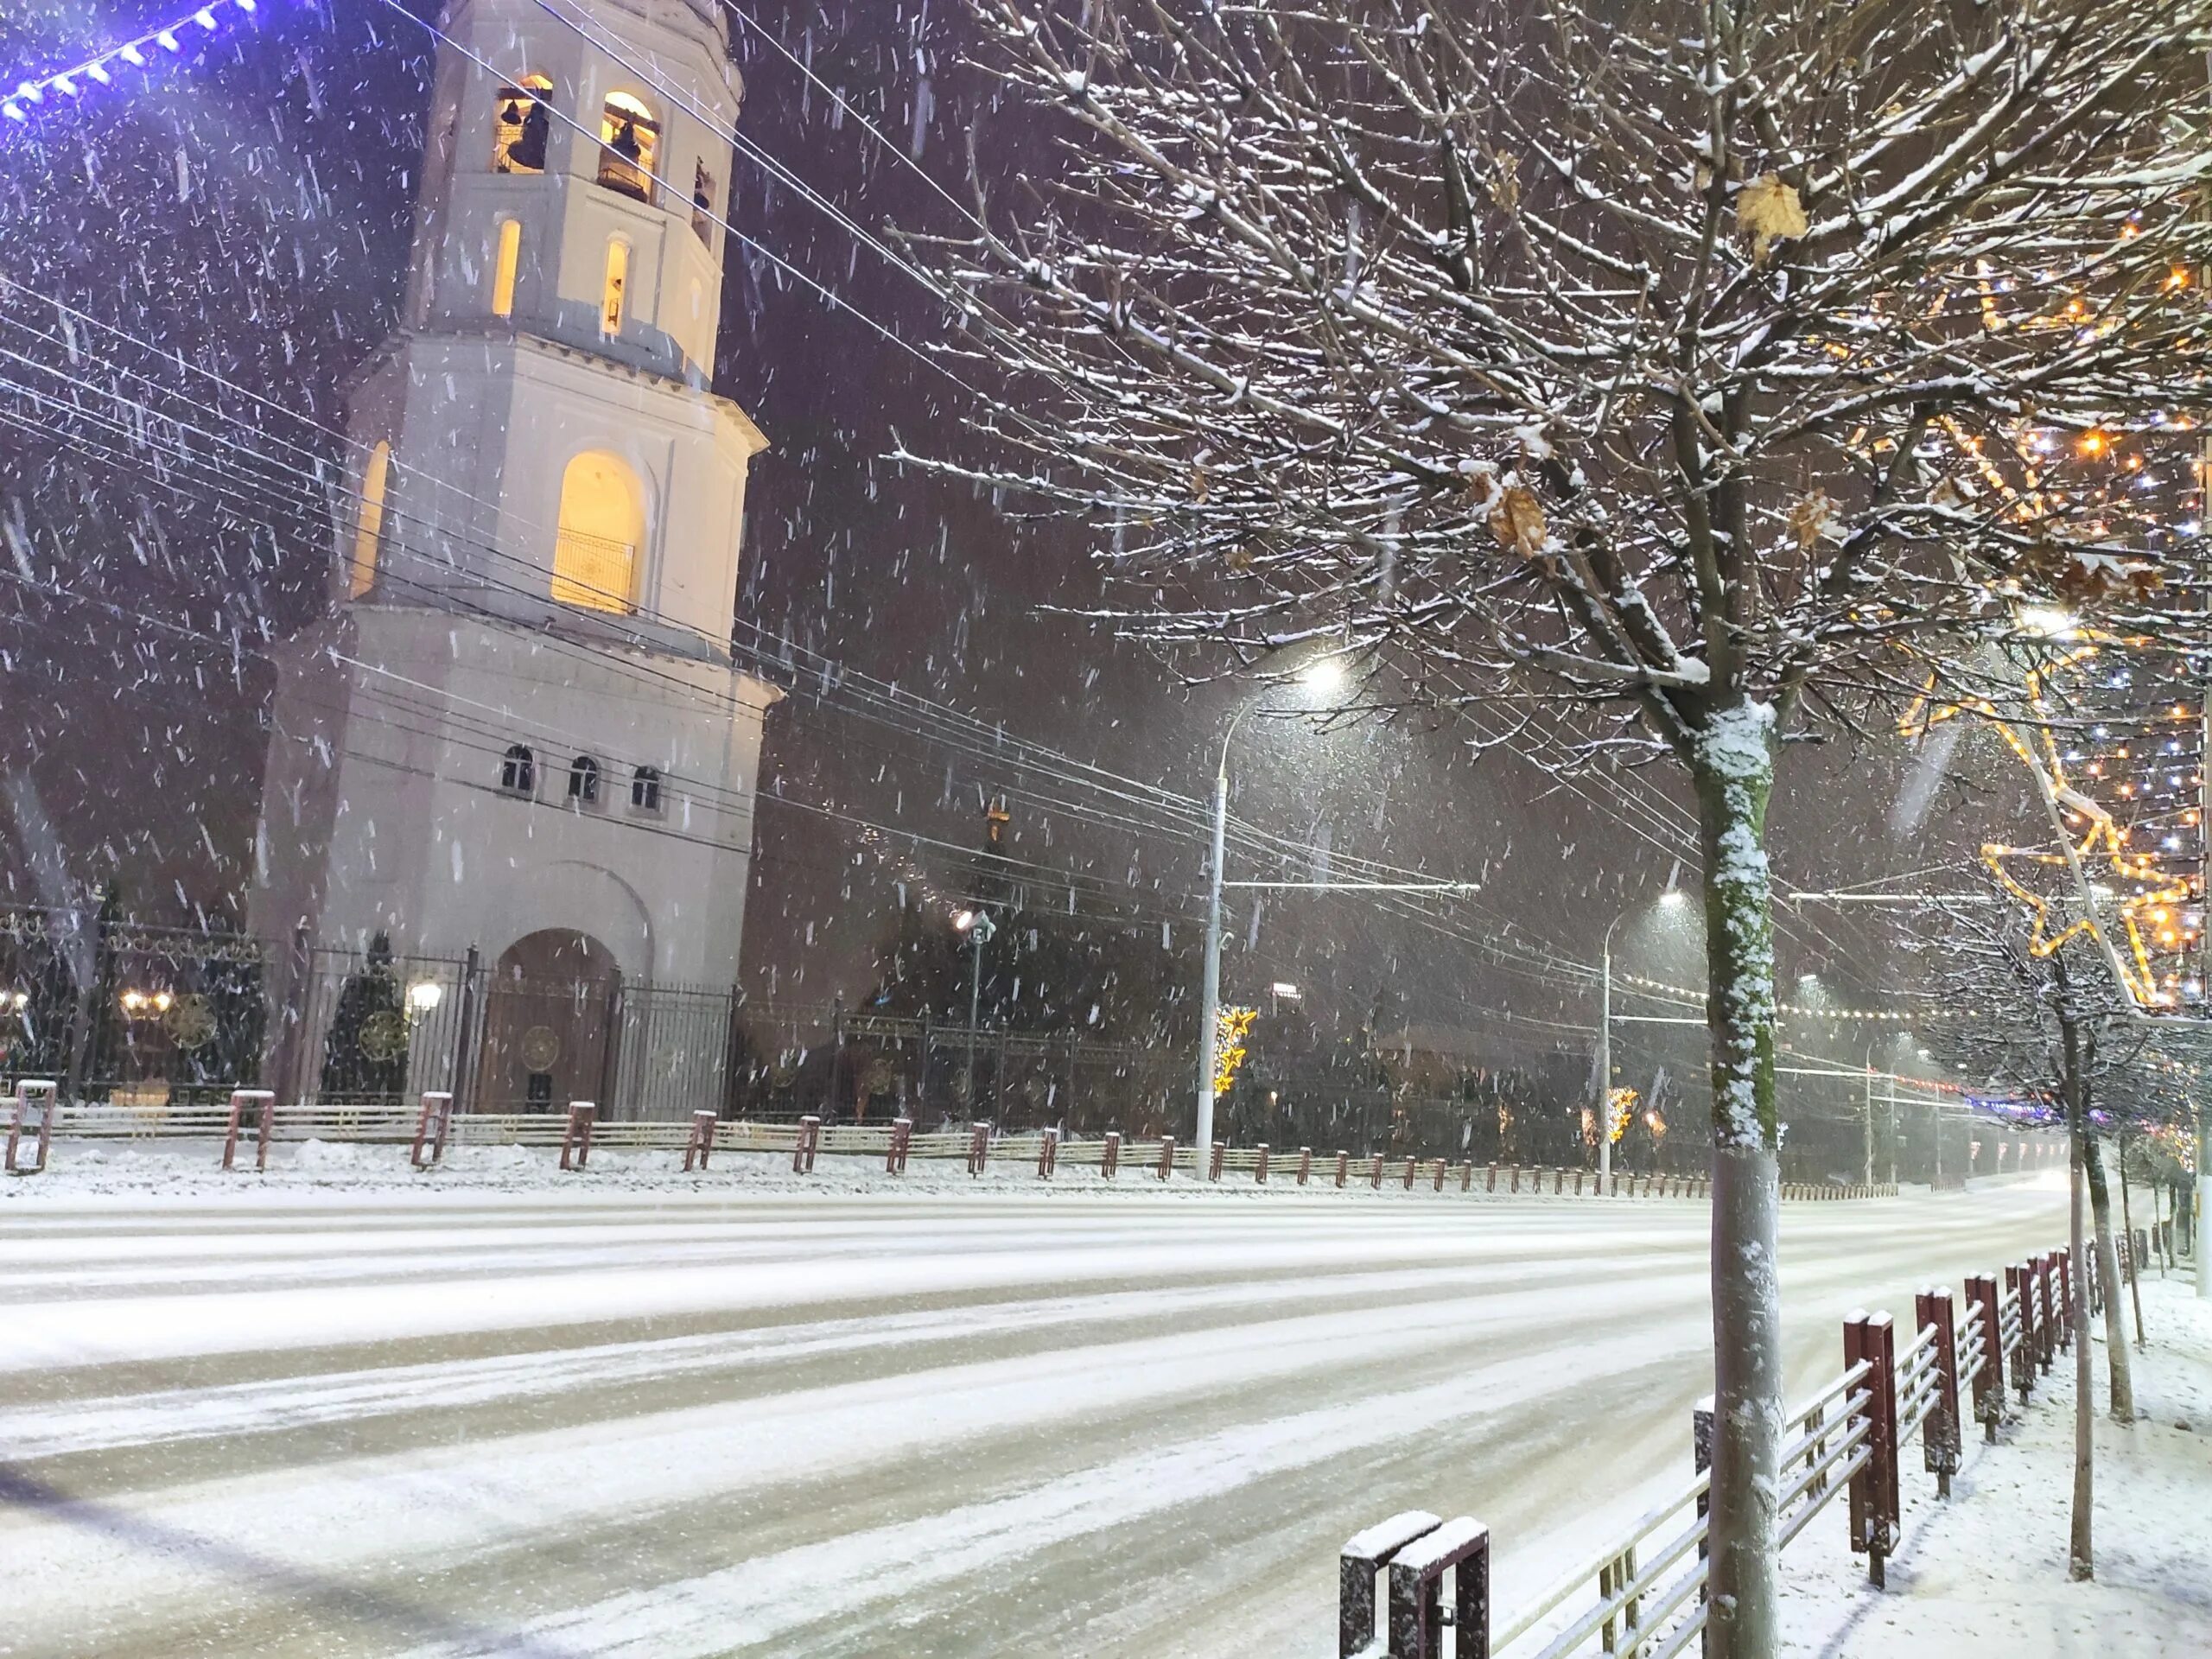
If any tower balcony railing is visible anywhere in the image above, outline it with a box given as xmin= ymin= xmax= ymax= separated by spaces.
xmin=597 ymin=148 xmax=653 ymax=205
xmin=550 ymin=529 xmax=638 ymax=615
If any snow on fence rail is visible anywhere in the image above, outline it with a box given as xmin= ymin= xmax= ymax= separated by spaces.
xmin=0 ymin=1084 xmax=1910 ymax=1203
xmin=1338 ymin=1239 xmax=2100 ymax=1659
xmin=3 ymin=1082 xmax=1910 ymax=1199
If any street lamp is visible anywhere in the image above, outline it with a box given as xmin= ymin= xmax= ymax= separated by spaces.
xmin=1194 ymin=656 xmax=1343 ymax=1165
xmin=1596 ymin=887 xmax=1688 ymax=1194
xmin=955 ymin=907 xmax=996 ymax=1117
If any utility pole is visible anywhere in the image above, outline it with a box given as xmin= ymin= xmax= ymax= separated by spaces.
xmin=1862 ymin=1045 xmax=1875 ymax=1187
xmin=1597 ymin=928 xmax=1613 ymax=1193
xmin=1886 ymin=1076 xmax=1899 ymax=1187
xmin=1196 ymin=755 xmax=1230 ymax=1166
xmin=1594 ymin=890 xmax=1686 ymax=1193
xmin=957 ymin=909 xmax=995 ymax=1118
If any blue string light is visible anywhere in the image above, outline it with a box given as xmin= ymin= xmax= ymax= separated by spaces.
xmin=4 ymin=0 xmax=261 ymax=127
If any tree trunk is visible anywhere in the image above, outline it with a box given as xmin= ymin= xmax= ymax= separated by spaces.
xmin=2118 ymin=1138 xmax=2146 ymax=1347
xmin=2082 ymin=1131 xmax=2135 ymax=1421
xmin=2069 ymin=1103 xmax=2093 ymax=1580
xmin=1692 ymin=708 xmax=1783 ymax=1659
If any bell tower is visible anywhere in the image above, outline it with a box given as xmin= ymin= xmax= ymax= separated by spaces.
xmin=251 ymin=0 xmax=779 ymax=1116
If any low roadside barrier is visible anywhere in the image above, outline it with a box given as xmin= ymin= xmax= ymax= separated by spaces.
xmin=3 ymin=1079 xmax=1915 ymax=1201
xmin=4 ymin=1079 xmax=57 ymax=1176
xmin=1337 ymin=1237 xmax=2082 ymax=1657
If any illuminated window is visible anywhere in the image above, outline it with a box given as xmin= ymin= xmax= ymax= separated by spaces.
xmin=601 ymin=238 xmax=628 ymax=337
xmin=491 ymin=218 xmax=520 ymax=318
xmin=631 ymin=766 xmax=663 ymax=812
xmin=500 ymin=744 xmax=537 ymax=795
xmin=552 ymin=450 xmax=644 ymax=613
xmin=596 ymin=92 xmax=658 ymax=202
xmin=690 ymin=160 xmax=715 ymax=243
xmin=349 ymin=441 xmax=391 ymax=598
xmin=568 ymin=754 xmax=600 ymax=804
xmin=491 ymin=77 xmax=553 ymax=174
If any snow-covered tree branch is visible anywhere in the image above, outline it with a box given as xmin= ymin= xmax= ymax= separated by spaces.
xmin=905 ymin=3 xmax=2212 ymax=1649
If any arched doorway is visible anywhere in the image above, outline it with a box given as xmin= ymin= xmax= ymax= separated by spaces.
xmin=476 ymin=929 xmax=622 ymax=1113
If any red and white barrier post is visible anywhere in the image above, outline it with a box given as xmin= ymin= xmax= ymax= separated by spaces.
xmin=888 ymin=1116 xmax=913 ymax=1175
xmin=792 ymin=1114 xmax=822 ymax=1175
xmin=410 ymin=1090 xmax=454 ymax=1170
xmin=1037 ymin=1127 xmax=1058 ymax=1180
xmin=1335 ymin=1150 xmax=1349 ymax=1188
xmin=220 ymin=1089 xmax=277 ymax=1173
xmin=4 ymin=1079 xmax=58 ymax=1177
xmin=1209 ymin=1140 xmax=1225 ymax=1182
xmin=1157 ymin=1135 xmax=1175 ymax=1180
xmin=683 ymin=1109 xmax=717 ymax=1173
xmin=1298 ymin=1146 xmax=1312 ymax=1185
xmin=1100 ymin=1129 xmax=1119 ymax=1179
xmin=1254 ymin=1143 xmax=1269 ymax=1185
xmin=558 ymin=1101 xmax=596 ymax=1172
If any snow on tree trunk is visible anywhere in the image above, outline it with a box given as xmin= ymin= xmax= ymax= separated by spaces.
xmin=1693 ymin=702 xmax=1782 ymax=1659
xmin=2069 ymin=1095 xmax=2094 ymax=1580
xmin=2083 ymin=1131 xmax=2135 ymax=1421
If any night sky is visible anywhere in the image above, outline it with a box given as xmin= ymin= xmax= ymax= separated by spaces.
xmin=0 ymin=0 xmax=2040 ymax=1087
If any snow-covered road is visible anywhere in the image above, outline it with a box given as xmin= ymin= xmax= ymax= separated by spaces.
xmin=0 ymin=1172 xmax=2067 ymax=1657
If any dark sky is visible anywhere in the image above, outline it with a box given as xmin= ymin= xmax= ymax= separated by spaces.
xmin=0 ymin=0 xmax=2037 ymax=1076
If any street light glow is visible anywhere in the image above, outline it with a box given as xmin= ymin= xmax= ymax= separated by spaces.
xmin=952 ymin=909 xmax=976 ymax=931
xmin=407 ymin=981 xmax=445 ymax=1012
xmin=1658 ymin=887 xmax=1688 ymax=909
xmin=1300 ymin=656 xmax=1346 ymax=697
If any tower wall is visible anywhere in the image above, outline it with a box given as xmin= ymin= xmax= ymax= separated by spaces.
xmin=249 ymin=0 xmax=778 ymax=1116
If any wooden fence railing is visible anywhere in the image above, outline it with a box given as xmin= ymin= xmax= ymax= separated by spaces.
xmin=1339 ymin=1240 xmax=2095 ymax=1658
xmin=8 ymin=1084 xmax=1904 ymax=1203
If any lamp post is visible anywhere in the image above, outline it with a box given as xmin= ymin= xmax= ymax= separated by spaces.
xmin=1596 ymin=888 xmax=1688 ymax=1194
xmin=955 ymin=908 xmax=995 ymax=1117
xmin=1862 ymin=1039 xmax=1877 ymax=1188
xmin=1194 ymin=658 xmax=1345 ymax=1165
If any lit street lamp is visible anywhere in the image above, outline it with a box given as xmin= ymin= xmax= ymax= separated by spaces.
xmin=1194 ymin=658 xmax=1344 ymax=1166
xmin=1596 ymin=887 xmax=1688 ymax=1193
xmin=955 ymin=907 xmax=996 ymax=1117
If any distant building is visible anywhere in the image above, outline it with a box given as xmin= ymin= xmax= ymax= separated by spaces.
xmin=251 ymin=0 xmax=777 ymax=1114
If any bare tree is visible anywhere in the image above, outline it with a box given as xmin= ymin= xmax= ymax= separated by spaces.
xmin=1911 ymin=886 xmax=2158 ymax=1577
xmin=913 ymin=3 xmax=2212 ymax=1649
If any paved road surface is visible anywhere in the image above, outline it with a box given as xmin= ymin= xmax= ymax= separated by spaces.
xmin=0 ymin=1173 xmax=2069 ymax=1657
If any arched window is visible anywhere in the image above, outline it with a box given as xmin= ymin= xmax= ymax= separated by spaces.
xmin=491 ymin=219 xmax=521 ymax=318
xmin=500 ymin=744 xmax=537 ymax=795
xmin=601 ymin=238 xmax=628 ymax=338
xmin=631 ymin=766 xmax=663 ymax=812
xmin=552 ymin=450 xmax=645 ymax=613
xmin=596 ymin=92 xmax=658 ymax=202
xmin=567 ymin=754 xmax=600 ymax=804
xmin=690 ymin=160 xmax=715 ymax=243
xmin=493 ymin=77 xmax=553 ymax=174
xmin=349 ymin=441 xmax=391 ymax=598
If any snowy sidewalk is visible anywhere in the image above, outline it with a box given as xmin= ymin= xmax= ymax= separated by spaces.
xmin=1784 ymin=1273 xmax=2212 ymax=1656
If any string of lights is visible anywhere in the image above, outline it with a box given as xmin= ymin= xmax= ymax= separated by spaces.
xmin=3 ymin=0 xmax=262 ymax=125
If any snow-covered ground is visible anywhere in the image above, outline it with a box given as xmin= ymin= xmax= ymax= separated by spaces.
xmin=1784 ymin=1269 xmax=2212 ymax=1657
xmin=0 ymin=1161 xmax=2069 ymax=1657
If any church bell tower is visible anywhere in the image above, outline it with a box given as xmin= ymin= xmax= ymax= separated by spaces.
xmin=251 ymin=0 xmax=777 ymax=1116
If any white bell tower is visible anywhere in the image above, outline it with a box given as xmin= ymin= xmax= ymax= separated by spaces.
xmin=251 ymin=0 xmax=779 ymax=1116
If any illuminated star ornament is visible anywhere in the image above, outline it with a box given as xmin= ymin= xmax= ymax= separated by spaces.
xmin=3 ymin=0 xmax=262 ymax=126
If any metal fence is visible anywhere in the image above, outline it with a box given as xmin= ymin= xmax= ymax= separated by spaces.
xmin=1338 ymin=1239 xmax=2091 ymax=1658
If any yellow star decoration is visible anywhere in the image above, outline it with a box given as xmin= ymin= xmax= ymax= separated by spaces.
xmin=1213 ymin=1005 xmax=1259 ymax=1096
xmin=1901 ymin=636 xmax=2196 ymax=1010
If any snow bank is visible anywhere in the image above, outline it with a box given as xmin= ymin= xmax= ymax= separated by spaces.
xmin=1783 ymin=1274 xmax=2212 ymax=1655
